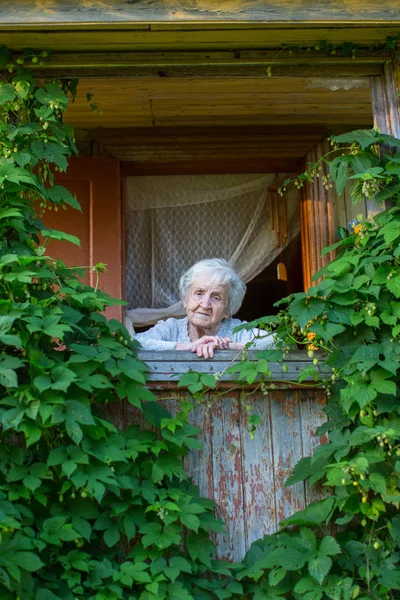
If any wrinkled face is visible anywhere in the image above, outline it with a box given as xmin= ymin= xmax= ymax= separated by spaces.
xmin=183 ymin=275 xmax=229 ymax=335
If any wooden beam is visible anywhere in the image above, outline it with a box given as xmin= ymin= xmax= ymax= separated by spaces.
xmin=371 ymin=61 xmax=400 ymax=138
xmin=120 ymin=159 xmax=302 ymax=176
xmin=1 ymin=0 xmax=400 ymax=24
xmin=0 ymin=26 xmax=399 ymax=53
xmin=25 ymin=49 xmax=386 ymax=79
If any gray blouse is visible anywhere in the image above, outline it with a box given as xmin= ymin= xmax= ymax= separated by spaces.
xmin=134 ymin=317 xmax=274 ymax=351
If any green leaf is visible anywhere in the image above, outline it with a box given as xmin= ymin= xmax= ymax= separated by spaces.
xmin=319 ymin=536 xmax=341 ymax=556
xmin=40 ymin=228 xmax=81 ymax=247
xmin=387 ymin=275 xmax=400 ymax=298
xmin=370 ymin=369 xmax=397 ymax=396
xmin=330 ymin=156 xmax=349 ymax=195
xmin=23 ymin=475 xmax=42 ymax=492
xmin=14 ymin=80 xmax=30 ymax=99
xmin=369 ymin=472 xmax=387 ymax=495
xmin=308 ymin=322 xmax=345 ymax=342
xmin=180 ymin=513 xmax=200 ymax=532
xmin=169 ymin=557 xmax=192 ymax=573
xmin=123 ymin=515 xmax=136 ymax=542
xmin=47 ymin=185 xmax=81 ymax=211
xmin=14 ymin=551 xmax=44 ymax=572
xmin=178 ymin=372 xmax=200 ymax=388
xmin=0 ymin=367 xmax=18 ymax=387
xmin=331 ymin=129 xmax=379 ymax=150
xmin=0 ymin=84 xmax=16 ymax=104
xmin=308 ymin=554 xmax=332 ymax=585
xmin=281 ymin=498 xmax=335 ymax=526
xmin=288 ymin=297 xmax=325 ymax=329
xmin=268 ymin=567 xmax=286 ymax=587
xmin=0 ymin=334 xmax=22 ymax=348
xmin=104 ymin=526 xmax=120 ymax=548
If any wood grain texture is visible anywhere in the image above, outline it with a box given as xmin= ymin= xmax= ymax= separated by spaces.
xmin=1 ymin=26 xmax=399 ymax=53
xmin=65 ymin=75 xmax=372 ymax=130
xmin=371 ymin=62 xmax=400 ymax=139
xmin=300 ymin=139 xmax=338 ymax=289
xmin=137 ymin=349 xmax=332 ymax=382
xmin=113 ymin=383 xmax=327 ymax=560
xmin=1 ymin=0 xmax=400 ymax=24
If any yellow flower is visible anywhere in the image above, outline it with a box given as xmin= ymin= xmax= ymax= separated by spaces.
xmin=306 ymin=331 xmax=316 ymax=341
xmin=354 ymin=224 xmax=365 ymax=235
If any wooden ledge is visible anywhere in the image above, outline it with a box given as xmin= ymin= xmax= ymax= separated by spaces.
xmin=137 ymin=349 xmax=331 ymax=387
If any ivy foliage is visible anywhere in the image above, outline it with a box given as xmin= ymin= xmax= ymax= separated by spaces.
xmin=2 ymin=44 xmax=400 ymax=600
xmin=0 ymin=50 xmax=243 ymax=600
xmin=231 ymin=129 xmax=400 ymax=599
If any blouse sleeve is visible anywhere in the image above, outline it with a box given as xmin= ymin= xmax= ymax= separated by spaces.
xmin=134 ymin=319 xmax=179 ymax=351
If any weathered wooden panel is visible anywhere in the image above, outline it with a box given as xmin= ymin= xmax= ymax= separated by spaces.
xmin=371 ymin=61 xmax=400 ymax=139
xmin=127 ymin=385 xmax=327 ymax=560
xmin=137 ymin=349 xmax=332 ymax=382
xmin=1 ymin=0 xmax=400 ymax=24
xmin=119 ymin=351 xmax=328 ymax=560
xmin=240 ymin=393 xmax=277 ymax=546
xmin=269 ymin=390 xmax=306 ymax=522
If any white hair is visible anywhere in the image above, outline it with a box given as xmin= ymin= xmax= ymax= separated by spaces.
xmin=179 ymin=258 xmax=246 ymax=317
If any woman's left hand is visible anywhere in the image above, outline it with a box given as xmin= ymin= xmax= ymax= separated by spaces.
xmin=190 ymin=335 xmax=231 ymax=358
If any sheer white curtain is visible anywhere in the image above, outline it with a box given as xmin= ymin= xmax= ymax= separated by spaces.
xmin=125 ymin=173 xmax=299 ymax=327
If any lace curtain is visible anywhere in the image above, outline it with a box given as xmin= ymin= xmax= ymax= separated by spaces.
xmin=125 ymin=173 xmax=299 ymax=327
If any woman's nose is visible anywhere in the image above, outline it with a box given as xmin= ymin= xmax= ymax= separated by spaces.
xmin=200 ymin=294 xmax=212 ymax=308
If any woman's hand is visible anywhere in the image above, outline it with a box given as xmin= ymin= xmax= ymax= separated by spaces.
xmin=176 ymin=336 xmax=232 ymax=358
xmin=193 ymin=336 xmax=232 ymax=358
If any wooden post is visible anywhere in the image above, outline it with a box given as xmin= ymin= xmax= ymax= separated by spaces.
xmin=371 ymin=60 xmax=400 ymax=138
xmin=300 ymin=139 xmax=336 ymax=290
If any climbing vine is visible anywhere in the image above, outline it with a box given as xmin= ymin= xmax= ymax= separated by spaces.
xmin=1 ymin=43 xmax=400 ymax=600
xmin=0 ymin=47 xmax=241 ymax=600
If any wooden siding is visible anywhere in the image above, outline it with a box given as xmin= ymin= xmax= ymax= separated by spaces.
xmin=1 ymin=0 xmax=400 ymax=25
xmin=65 ymin=76 xmax=373 ymax=130
xmin=109 ymin=351 xmax=328 ymax=561
xmin=300 ymin=139 xmax=337 ymax=290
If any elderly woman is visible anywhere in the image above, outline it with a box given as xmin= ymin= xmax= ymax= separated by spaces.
xmin=132 ymin=259 xmax=274 ymax=358
xmin=134 ymin=259 xmax=273 ymax=357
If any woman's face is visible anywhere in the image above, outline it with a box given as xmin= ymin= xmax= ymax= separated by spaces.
xmin=183 ymin=275 xmax=229 ymax=335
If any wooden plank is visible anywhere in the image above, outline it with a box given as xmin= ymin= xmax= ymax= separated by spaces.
xmin=30 ymin=50 xmax=388 ymax=71
xmin=240 ymin=392 xmax=277 ymax=547
xmin=269 ymin=390 xmax=306 ymax=523
xmin=137 ymin=350 xmax=322 ymax=361
xmin=1 ymin=27 xmax=399 ymax=52
xmin=1 ymin=0 xmax=400 ymax=24
xmin=136 ymin=350 xmax=332 ymax=384
xmin=209 ymin=393 xmax=246 ymax=561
